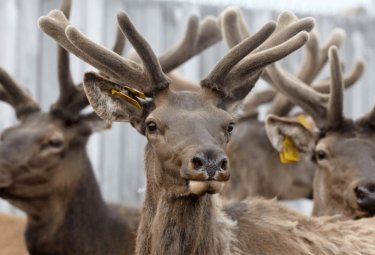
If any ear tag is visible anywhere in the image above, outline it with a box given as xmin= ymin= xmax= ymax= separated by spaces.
xmin=297 ymin=114 xmax=313 ymax=130
xmin=111 ymin=86 xmax=145 ymax=110
xmin=279 ymin=136 xmax=300 ymax=164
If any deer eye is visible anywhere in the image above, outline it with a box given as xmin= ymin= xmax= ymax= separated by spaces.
xmin=48 ymin=138 xmax=63 ymax=148
xmin=315 ymin=150 xmax=327 ymax=161
xmin=227 ymin=122 xmax=234 ymax=134
xmin=146 ymin=121 xmax=158 ymax=134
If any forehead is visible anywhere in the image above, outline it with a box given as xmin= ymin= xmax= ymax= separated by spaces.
xmin=1 ymin=113 xmax=62 ymax=140
xmin=319 ymin=133 xmax=375 ymax=158
xmin=151 ymin=91 xmax=232 ymax=123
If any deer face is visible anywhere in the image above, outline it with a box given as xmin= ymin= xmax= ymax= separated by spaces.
xmin=313 ymin=133 xmax=375 ymax=217
xmin=266 ymin=115 xmax=375 ymax=218
xmin=0 ymin=111 xmax=106 ymax=204
xmin=145 ymin=90 xmax=233 ymax=195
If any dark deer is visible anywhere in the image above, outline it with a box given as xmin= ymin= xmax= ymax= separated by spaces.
xmin=265 ymin=45 xmax=375 ymax=220
xmin=40 ymin=8 xmax=375 ymax=255
xmin=0 ymin=1 xmax=142 ymax=254
xmin=219 ymin=8 xmax=364 ymax=201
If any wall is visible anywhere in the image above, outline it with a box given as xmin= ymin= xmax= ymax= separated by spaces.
xmin=0 ymin=0 xmax=374 ymax=214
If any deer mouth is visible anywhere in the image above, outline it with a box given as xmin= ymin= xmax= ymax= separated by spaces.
xmin=188 ymin=180 xmax=225 ymax=195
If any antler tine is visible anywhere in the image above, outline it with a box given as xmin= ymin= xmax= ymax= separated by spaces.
xmin=220 ymin=7 xmax=245 ymax=48
xmin=201 ymin=21 xmax=276 ymax=96
xmin=312 ymin=59 xmax=365 ymax=93
xmin=56 ymin=0 xmax=76 ymax=106
xmin=327 ymin=46 xmax=344 ymax=127
xmin=116 ymin=11 xmax=169 ymax=94
xmin=159 ymin=14 xmax=222 ymax=74
xmin=38 ymin=10 xmax=123 ymax=83
xmin=0 ymin=67 xmax=40 ymax=118
xmin=112 ymin=25 xmax=126 ymax=56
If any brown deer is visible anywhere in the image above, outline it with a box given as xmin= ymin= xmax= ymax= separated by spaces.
xmin=0 ymin=213 xmax=28 ymax=255
xmin=219 ymin=8 xmax=364 ymax=201
xmin=0 ymin=1 xmax=142 ymax=254
xmin=265 ymin=45 xmax=375 ymax=220
xmin=40 ymin=9 xmax=375 ymax=255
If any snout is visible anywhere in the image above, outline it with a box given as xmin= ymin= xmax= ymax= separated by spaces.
xmin=181 ymin=146 xmax=230 ymax=195
xmin=355 ymin=182 xmax=375 ymax=215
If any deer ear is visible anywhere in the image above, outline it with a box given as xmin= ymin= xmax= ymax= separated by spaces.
xmin=83 ymin=72 xmax=151 ymax=135
xmin=265 ymin=114 xmax=316 ymax=153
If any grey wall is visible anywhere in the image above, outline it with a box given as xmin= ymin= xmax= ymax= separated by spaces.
xmin=0 ymin=0 xmax=374 ymax=214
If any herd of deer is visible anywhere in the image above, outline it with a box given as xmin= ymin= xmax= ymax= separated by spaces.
xmin=0 ymin=0 xmax=374 ymax=254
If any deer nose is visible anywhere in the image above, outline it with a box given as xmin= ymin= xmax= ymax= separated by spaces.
xmin=355 ymin=183 xmax=375 ymax=214
xmin=191 ymin=150 xmax=228 ymax=179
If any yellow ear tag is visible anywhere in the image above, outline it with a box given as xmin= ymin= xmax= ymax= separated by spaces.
xmin=111 ymin=86 xmax=145 ymax=110
xmin=296 ymin=114 xmax=313 ymax=130
xmin=279 ymin=136 xmax=300 ymax=164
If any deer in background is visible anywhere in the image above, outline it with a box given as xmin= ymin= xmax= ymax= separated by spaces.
xmin=219 ymin=8 xmax=364 ymax=201
xmin=265 ymin=44 xmax=375 ymax=220
xmin=0 ymin=0 xmax=140 ymax=254
xmin=41 ymin=8 xmax=375 ymax=254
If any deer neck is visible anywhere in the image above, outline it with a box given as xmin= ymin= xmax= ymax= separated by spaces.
xmin=25 ymin=149 xmax=132 ymax=255
xmin=137 ymin=143 xmax=238 ymax=255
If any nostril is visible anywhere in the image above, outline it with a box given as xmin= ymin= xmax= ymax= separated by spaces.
xmin=355 ymin=186 xmax=367 ymax=200
xmin=220 ymin=158 xmax=228 ymax=171
xmin=192 ymin=156 xmax=205 ymax=171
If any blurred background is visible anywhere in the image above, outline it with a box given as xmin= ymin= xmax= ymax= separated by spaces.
xmin=0 ymin=0 xmax=374 ymax=214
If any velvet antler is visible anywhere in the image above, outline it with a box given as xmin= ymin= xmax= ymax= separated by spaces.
xmin=50 ymin=0 xmax=126 ymax=119
xmin=0 ymin=68 xmax=40 ymax=119
xmin=217 ymin=8 xmax=314 ymax=104
xmin=267 ymin=46 xmax=349 ymax=130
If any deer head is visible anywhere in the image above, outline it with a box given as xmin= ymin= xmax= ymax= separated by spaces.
xmin=39 ymin=9 xmax=313 ymax=197
xmin=0 ymin=0 xmax=119 ymax=214
xmin=265 ymin=46 xmax=375 ymax=219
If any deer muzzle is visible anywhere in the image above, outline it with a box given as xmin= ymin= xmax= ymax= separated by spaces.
xmin=181 ymin=147 xmax=230 ymax=195
xmin=355 ymin=182 xmax=375 ymax=215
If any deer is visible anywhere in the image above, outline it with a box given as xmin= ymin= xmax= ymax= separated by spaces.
xmin=0 ymin=0 xmax=139 ymax=254
xmin=265 ymin=43 xmax=375 ymax=220
xmin=40 ymin=8 xmax=375 ymax=255
xmin=0 ymin=1 xmax=225 ymax=254
xmin=219 ymin=8 xmax=365 ymax=201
